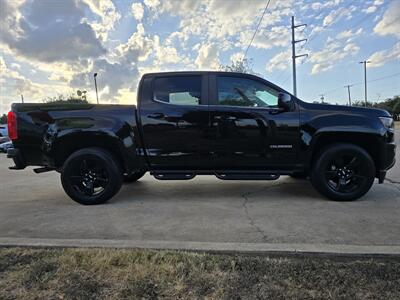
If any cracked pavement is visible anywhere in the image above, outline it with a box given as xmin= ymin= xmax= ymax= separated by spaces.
xmin=0 ymin=129 xmax=398 ymax=248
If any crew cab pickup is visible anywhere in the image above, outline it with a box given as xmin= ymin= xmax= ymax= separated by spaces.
xmin=6 ymin=71 xmax=396 ymax=204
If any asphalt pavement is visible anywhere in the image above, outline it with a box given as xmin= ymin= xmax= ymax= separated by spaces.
xmin=0 ymin=129 xmax=399 ymax=254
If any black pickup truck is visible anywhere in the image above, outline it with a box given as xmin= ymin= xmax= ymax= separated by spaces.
xmin=6 ymin=71 xmax=396 ymax=204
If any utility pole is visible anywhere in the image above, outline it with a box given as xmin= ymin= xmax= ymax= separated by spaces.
xmin=291 ymin=16 xmax=308 ymax=97
xmin=359 ymin=61 xmax=370 ymax=107
xmin=93 ymin=73 xmax=99 ymax=104
xmin=344 ymin=85 xmax=353 ymax=106
xmin=20 ymin=94 xmax=24 ymax=103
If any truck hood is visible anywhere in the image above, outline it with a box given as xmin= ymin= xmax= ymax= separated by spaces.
xmin=299 ymin=100 xmax=392 ymax=118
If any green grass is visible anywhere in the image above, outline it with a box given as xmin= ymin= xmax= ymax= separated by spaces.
xmin=0 ymin=247 xmax=399 ymax=299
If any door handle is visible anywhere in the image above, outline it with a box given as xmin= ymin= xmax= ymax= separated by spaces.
xmin=148 ymin=113 xmax=165 ymax=119
xmin=214 ymin=116 xmax=236 ymax=121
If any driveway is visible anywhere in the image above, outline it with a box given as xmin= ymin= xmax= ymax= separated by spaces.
xmin=0 ymin=129 xmax=398 ymax=252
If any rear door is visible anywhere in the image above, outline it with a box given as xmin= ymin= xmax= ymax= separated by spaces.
xmin=208 ymin=73 xmax=299 ymax=170
xmin=138 ymin=73 xmax=211 ymax=170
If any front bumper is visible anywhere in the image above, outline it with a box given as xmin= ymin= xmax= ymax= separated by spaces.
xmin=7 ymin=148 xmax=26 ymax=170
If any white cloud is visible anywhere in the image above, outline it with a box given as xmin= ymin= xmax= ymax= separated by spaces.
xmin=115 ymin=23 xmax=154 ymax=63
xmin=11 ymin=63 xmax=21 ymax=70
xmin=195 ymin=43 xmax=220 ymax=69
xmin=230 ymin=53 xmax=245 ymax=64
xmin=0 ymin=0 xmax=106 ymax=63
xmin=153 ymin=36 xmax=181 ymax=65
xmin=238 ymin=26 xmax=291 ymax=50
xmin=143 ymin=0 xmax=160 ymax=9
xmin=266 ymin=50 xmax=291 ymax=72
xmin=82 ymin=0 xmax=121 ymax=41
xmin=309 ymin=40 xmax=360 ymax=74
xmin=374 ymin=1 xmax=400 ymax=37
xmin=131 ymin=2 xmax=144 ymax=21
xmin=322 ymin=6 xmax=354 ymax=27
xmin=368 ymin=42 xmax=400 ymax=68
xmin=0 ymin=56 xmax=68 ymax=111
xmin=363 ymin=6 xmax=377 ymax=14
xmin=336 ymin=28 xmax=363 ymax=40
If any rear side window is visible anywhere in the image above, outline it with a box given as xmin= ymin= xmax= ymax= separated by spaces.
xmin=153 ymin=76 xmax=201 ymax=105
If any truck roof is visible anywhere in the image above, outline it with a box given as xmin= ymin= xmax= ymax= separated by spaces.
xmin=142 ymin=71 xmax=258 ymax=77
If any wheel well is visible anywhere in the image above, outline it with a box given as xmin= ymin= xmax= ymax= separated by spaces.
xmin=311 ymin=134 xmax=380 ymax=173
xmin=54 ymin=136 xmax=125 ymax=172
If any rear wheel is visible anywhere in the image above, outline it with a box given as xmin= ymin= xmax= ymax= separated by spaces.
xmin=311 ymin=144 xmax=375 ymax=201
xmin=123 ymin=171 xmax=146 ymax=183
xmin=61 ymin=148 xmax=123 ymax=205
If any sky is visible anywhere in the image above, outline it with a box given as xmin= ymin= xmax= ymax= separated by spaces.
xmin=0 ymin=0 xmax=399 ymax=114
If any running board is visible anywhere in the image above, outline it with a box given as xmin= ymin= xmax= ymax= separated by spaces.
xmin=151 ymin=171 xmax=281 ymax=181
xmin=152 ymin=172 xmax=196 ymax=180
xmin=215 ymin=173 xmax=280 ymax=180
xmin=33 ymin=167 xmax=54 ymax=174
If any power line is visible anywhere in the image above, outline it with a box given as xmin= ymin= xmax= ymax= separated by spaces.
xmin=319 ymin=72 xmax=400 ymax=98
xmin=243 ymin=0 xmax=271 ymax=59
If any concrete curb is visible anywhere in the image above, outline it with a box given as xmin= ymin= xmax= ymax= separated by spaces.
xmin=1 ymin=237 xmax=400 ymax=257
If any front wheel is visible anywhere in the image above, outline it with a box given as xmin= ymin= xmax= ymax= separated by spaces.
xmin=61 ymin=148 xmax=123 ymax=205
xmin=311 ymin=144 xmax=375 ymax=201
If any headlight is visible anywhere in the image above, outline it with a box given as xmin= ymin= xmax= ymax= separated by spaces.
xmin=379 ymin=117 xmax=394 ymax=130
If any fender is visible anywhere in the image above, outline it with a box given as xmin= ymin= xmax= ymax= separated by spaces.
xmin=299 ymin=111 xmax=388 ymax=171
xmin=42 ymin=114 xmax=147 ymax=173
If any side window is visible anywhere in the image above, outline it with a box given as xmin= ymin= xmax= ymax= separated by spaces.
xmin=154 ymin=76 xmax=201 ymax=105
xmin=217 ymin=76 xmax=279 ymax=108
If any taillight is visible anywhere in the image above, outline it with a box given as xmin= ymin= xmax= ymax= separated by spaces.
xmin=7 ymin=111 xmax=18 ymax=140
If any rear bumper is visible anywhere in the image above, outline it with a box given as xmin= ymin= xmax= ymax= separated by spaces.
xmin=7 ymin=148 xmax=26 ymax=170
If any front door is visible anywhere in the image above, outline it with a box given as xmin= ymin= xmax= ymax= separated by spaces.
xmin=139 ymin=74 xmax=210 ymax=170
xmin=208 ymin=73 xmax=299 ymax=171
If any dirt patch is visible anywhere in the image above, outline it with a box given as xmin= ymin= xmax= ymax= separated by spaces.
xmin=0 ymin=247 xmax=399 ymax=299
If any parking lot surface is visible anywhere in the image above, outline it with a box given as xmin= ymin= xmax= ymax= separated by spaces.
xmin=0 ymin=129 xmax=398 ymax=249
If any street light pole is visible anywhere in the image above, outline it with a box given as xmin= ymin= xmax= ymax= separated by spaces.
xmin=93 ymin=73 xmax=99 ymax=104
xmin=344 ymin=85 xmax=352 ymax=106
xmin=359 ymin=61 xmax=370 ymax=107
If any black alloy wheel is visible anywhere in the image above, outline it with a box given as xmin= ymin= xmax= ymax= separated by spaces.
xmin=324 ymin=154 xmax=365 ymax=193
xmin=61 ymin=148 xmax=123 ymax=205
xmin=311 ymin=144 xmax=375 ymax=201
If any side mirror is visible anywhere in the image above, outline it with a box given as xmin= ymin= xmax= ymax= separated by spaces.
xmin=278 ymin=93 xmax=292 ymax=111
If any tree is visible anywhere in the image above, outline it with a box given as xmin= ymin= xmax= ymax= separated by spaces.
xmin=351 ymin=95 xmax=400 ymax=119
xmin=351 ymin=100 xmax=374 ymax=107
xmin=0 ymin=114 xmax=7 ymax=124
xmin=43 ymin=91 xmax=88 ymax=104
xmin=219 ymin=58 xmax=258 ymax=75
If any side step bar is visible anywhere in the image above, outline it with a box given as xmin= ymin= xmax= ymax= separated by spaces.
xmin=215 ymin=173 xmax=280 ymax=180
xmin=151 ymin=171 xmax=280 ymax=181
xmin=152 ymin=172 xmax=196 ymax=180
xmin=33 ymin=167 xmax=54 ymax=174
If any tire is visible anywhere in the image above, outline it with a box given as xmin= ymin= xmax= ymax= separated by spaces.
xmin=311 ymin=143 xmax=375 ymax=201
xmin=289 ymin=172 xmax=308 ymax=179
xmin=123 ymin=171 xmax=146 ymax=183
xmin=61 ymin=147 xmax=123 ymax=205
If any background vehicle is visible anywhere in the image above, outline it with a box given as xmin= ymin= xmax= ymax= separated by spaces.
xmin=6 ymin=72 xmax=396 ymax=204
xmin=0 ymin=141 xmax=13 ymax=153
xmin=0 ymin=125 xmax=8 ymax=137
